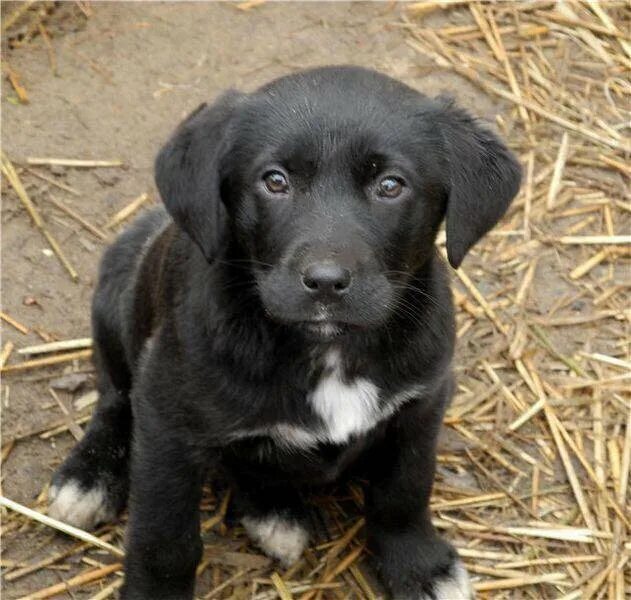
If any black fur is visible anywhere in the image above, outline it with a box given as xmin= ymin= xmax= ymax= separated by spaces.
xmin=50 ymin=66 xmax=520 ymax=599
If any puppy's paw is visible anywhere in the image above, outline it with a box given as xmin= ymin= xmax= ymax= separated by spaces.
xmin=371 ymin=531 xmax=473 ymax=600
xmin=422 ymin=560 xmax=473 ymax=600
xmin=48 ymin=479 xmax=115 ymax=529
xmin=48 ymin=429 xmax=129 ymax=529
xmin=242 ymin=514 xmax=309 ymax=566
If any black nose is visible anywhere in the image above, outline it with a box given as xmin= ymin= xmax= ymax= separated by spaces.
xmin=302 ymin=263 xmax=352 ymax=295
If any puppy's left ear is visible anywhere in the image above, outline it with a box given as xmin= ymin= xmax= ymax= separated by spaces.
xmin=155 ymin=90 xmax=244 ymax=261
xmin=437 ymin=102 xmax=522 ymax=269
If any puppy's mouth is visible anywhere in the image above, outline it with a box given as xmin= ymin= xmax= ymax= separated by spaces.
xmin=300 ymin=320 xmax=345 ymax=340
xmin=297 ymin=304 xmax=365 ymax=340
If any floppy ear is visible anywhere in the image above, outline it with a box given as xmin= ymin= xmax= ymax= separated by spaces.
xmin=437 ymin=101 xmax=522 ymax=269
xmin=155 ymin=90 xmax=244 ymax=261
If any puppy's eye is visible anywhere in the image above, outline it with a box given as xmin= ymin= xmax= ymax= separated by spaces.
xmin=263 ymin=171 xmax=289 ymax=194
xmin=377 ymin=176 xmax=404 ymax=199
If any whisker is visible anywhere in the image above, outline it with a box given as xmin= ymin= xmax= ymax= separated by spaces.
xmin=389 ymin=284 xmax=443 ymax=312
xmin=214 ymin=257 xmax=274 ymax=270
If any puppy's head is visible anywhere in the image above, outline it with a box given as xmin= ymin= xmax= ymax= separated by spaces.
xmin=156 ymin=66 xmax=521 ymax=339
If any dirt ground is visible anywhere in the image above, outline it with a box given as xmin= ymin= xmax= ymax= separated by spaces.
xmin=2 ymin=2 xmax=629 ymax=599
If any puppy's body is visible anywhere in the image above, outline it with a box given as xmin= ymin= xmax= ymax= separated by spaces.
xmin=80 ymin=204 xmax=453 ymax=475
xmin=50 ymin=66 xmax=520 ymax=599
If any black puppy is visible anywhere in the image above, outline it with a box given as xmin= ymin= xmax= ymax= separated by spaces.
xmin=49 ymin=66 xmax=520 ymax=599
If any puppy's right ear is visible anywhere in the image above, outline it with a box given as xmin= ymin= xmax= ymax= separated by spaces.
xmin=155 ymin=90 xmax=244 ymax=261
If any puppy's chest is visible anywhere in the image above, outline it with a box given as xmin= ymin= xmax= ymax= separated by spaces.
xmin=249 ymin=349 xmax=418 ymax=450
xmin=301 ymin=349 xmax=382 ymax=445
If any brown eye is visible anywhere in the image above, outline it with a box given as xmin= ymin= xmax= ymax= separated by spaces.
xmin=378 ymin=176 xmax=404 ymax=198
xmin=263 ymin=171 xmax=289 ymax=194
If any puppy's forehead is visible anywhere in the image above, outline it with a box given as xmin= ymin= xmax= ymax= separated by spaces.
xmin=234 ymin=67 xmax=431 ymax=162
xmin=257 ymin=68 xmax=420 ymax=123
xmin=258 ymin=66 xmax=421 ymax=106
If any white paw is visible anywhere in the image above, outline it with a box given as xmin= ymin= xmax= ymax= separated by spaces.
xmin=242 ymin=515 xmax=309 ymax=566
xmin=48 ymin=480 xmax=113 ymax=529
xmin=426 ymin=561 xmax=473 ymax=600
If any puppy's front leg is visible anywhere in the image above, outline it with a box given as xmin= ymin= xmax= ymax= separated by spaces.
xmin=365 ymin=387 xmax=473 ymax=600
xmin=122 ymin=419 xmax=205 ymax=600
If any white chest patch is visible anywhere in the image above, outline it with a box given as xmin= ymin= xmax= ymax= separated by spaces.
xmin=307 ymin=349 xmax=380 ymax=444
xmin=231 ymin=350 xmax=425 ymax=450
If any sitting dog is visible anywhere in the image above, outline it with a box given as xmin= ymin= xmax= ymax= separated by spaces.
xmin=49 ymin=66 xmax=520 ymax=599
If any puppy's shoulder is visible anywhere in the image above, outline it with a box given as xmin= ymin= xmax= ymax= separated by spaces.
xmin=98 ymin=207 xmax=172 ymax=278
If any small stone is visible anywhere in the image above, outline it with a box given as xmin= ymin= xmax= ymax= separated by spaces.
xmin=22 ymin=295 xmax=40 ymax=307
xmin=50 ymin=373 xmax=90 ymax=393
xmin=94 ymin=171 xmax=121 ymax=187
